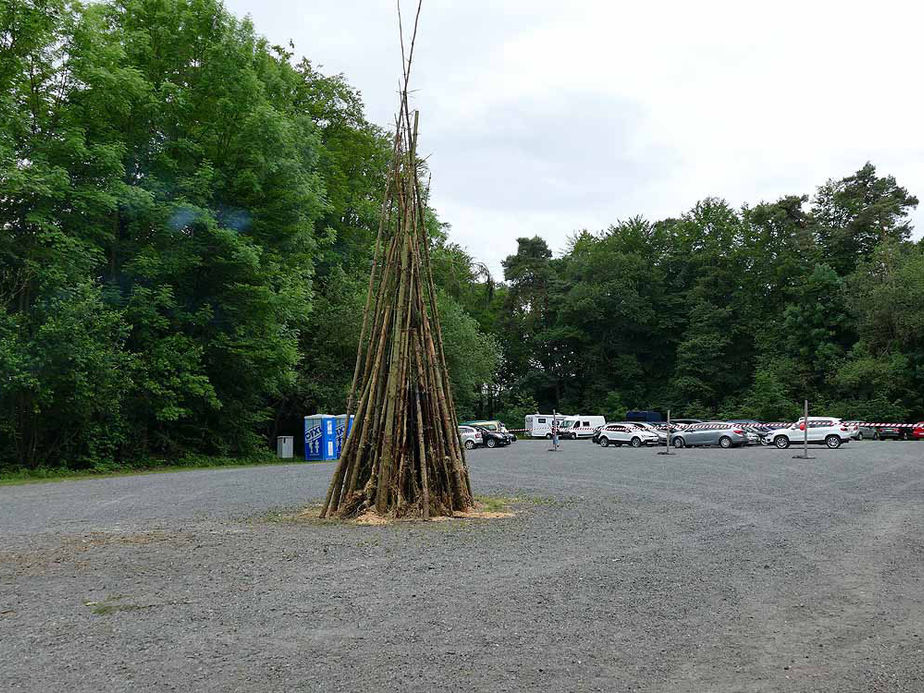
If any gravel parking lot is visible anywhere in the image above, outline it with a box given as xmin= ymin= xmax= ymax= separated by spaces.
xmin=1 ymin=440 xmax=923 ymax=692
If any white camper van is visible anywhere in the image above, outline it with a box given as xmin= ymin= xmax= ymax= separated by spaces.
xmin=525 ymin=413 xmax=569 ymax=438
xmin=558 ymin=415 xmax=606 ymax=439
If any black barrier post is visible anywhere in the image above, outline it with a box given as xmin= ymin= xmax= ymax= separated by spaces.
xmin=793 ymin=399 xmax=814 ymax=460
xmin=657 ymin=409 xmax=674 ymax=456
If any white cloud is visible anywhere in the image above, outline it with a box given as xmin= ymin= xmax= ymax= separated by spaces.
xmin=227 ymin=0 xmax=924 ymax=275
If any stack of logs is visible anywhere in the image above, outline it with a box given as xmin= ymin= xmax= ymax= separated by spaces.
xmin=321 ymin=4 xmax=473 ymax=519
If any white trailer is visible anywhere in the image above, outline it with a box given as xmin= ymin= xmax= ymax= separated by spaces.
xmin=525 ymin=413 xmax=569 ymax=438
xmin=558 ymin=415 xmax=606 ymax=439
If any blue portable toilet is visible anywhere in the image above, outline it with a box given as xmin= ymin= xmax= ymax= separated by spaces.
xmin=304 ymin=414 xmax=336 ymax=461
xmin=334 ymin=414 xmax=355 ymax=458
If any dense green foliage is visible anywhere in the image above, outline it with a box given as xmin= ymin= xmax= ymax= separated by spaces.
xmin=0 ymin=0 xmax=497 ymax=470
xmin=1 ymin=1 xmax=920 ymax=472
xmin=483 ymin=165 xmax=922 ymax=423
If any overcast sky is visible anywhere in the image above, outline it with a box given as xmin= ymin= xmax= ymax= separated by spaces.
xmin=226 ymin=0 xmax=924 ymax=275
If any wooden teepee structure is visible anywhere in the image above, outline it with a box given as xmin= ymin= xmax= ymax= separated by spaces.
xmin=320 ymin=2 xmax=473 ymax=519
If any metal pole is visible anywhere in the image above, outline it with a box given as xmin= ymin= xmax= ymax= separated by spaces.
xmin=803 ymin=399 xmax=809 ymax=457
xmin=793 ymin=398 xmax=814 ymax=459
xmin=658 ymin=408 xmax=673 ymax=455
xmin=550 ymin=409 xmax=559 ymax=452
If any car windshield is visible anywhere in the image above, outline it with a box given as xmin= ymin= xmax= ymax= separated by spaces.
xmin=559 ymin=421 xmax=574 ymax=428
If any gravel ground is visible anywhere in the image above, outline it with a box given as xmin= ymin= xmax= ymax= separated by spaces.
xmin=1 ymin=440 xmax=923 ymax=692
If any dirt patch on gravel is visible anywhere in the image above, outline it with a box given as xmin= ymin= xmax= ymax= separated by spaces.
xmin=286 ymin=499 xmax=517 ymax=526
xmin=0 ymin=531 xmax=190 ymax=578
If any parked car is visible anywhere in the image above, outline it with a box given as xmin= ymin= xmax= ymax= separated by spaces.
xmin=558 ymin=415 xmax=607 ymax=439
xmin=873 ymin=425 xmax=906 ymax=440
xmin=669 ymin=418 xmax=702 ymax=427
xmin=669 ymin=422 xmax=749 ymax=448
xmin=737 ymin=426 xmax=762 ymax=445
xmin=593 ymin=422 xmax=664 ymax=445
xmin=462 ymin=419 xmax=501 ymax=433
xmin=765 ymin=417 xmax=852 ymax=449
xmin=631 ymin=422 xmax=668 ymax=445
xmin=457 ymin=425 xmax=483 ymax=450
xmin=598 ymin=423 xmax=660 ymax=448
xmin=590 ymin=426 xmax=603 ymax=443
xmin=472 ymin=425 xmax=510 ymax=449
xmin=729 ymin=422 xmax=772 ymax=444
xmin=463 ymin=419 xmax=517 ymax=443
xmin=852 ymin=424 xmax=876 ymax=440
xmin=913 ymin=423 xmax=924 ymax=440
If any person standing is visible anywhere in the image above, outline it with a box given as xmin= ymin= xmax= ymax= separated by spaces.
xmin=551 ymin=411 xmax=560 ymax=451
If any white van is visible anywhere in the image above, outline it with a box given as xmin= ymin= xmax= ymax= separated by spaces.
xmin=558 ymin=415 xmax=606 ymax=439
xmin=525 ymin=413 xmax=569 ymax=438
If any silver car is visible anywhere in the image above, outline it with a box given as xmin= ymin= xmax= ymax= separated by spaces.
xmin=670 ymin=421 xmax=749 ymax=449
xmin=457 ymin=425 xmax=483 ymax=450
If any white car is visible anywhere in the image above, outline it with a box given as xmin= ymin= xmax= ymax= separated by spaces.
xmin=766 ymin=417 xmax=852 ymax=450
xmin=558 ymin=415 xmax=607 ymax=439
xmin=457 ymin=425 xmax=483 ymax=450
xmin=631 ymin=422 xmax=668 ymax=445
xmin=598 ymin=423 xmax=660 ymax=448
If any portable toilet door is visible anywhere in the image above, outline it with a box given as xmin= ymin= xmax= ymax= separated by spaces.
xmin=304 ymin=414 xmax=337 ymax=461
xmin=334 ymin=414 xmax=355 ymax=458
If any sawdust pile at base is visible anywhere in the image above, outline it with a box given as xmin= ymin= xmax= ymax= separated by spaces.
xmin=352 ymin=503 xmax=514 ymax=525
xmin=433 ymin=506 xmax=515 ymax=521
xmin=354 ymin=509 xmax=391 ymax=525
xmin=294 ymin=502 xmax=514 ymax=526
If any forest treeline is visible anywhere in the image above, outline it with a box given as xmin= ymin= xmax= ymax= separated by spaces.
xmin=2 ymin=0 xmax=922 ymax=471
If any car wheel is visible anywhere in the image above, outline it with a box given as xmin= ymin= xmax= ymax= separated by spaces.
xmin=464 ymin=440 xmax=474 ymax=450
xmin=672 ymin=437 xmax=685 ymax=448
xmin=856 ymin=433 xmax=863 ymax=441
xmin=774 ymin=435 xmax=790 ymax=449
xmin=873 ymin=432 xmax=880 ymax=440
xmin=600 ymin=437 xmax=609 ymax=447
xmin=486 ymin=438 xmax=496 ymax=448
xmin=719 ymin=436 xmax=732 ymax=449
xmin=630 ymin=436 xmax=642 ymax=448
xmin=825 ymin=435 xmax=841 ymax=449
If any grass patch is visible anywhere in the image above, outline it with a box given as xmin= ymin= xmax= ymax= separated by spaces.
xmin=0 ymin=453 xmax=320 ymax=486
xmin=474 ymin=495 xmax=517 ymax=513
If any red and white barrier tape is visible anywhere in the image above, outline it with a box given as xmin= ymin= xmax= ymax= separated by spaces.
xmin=503 ymin=422 xmax=921 ymax=432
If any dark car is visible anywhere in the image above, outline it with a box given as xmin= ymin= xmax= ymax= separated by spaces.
xmin=669 ymin=418 xmax=702 ymax=427
xmin=591 ymin=425 xmax=604 ymax=443
xmin=873 ymin=426 xmax=906 ymax=440
xmin=472 ymin=425 xmax=510 ymax=449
